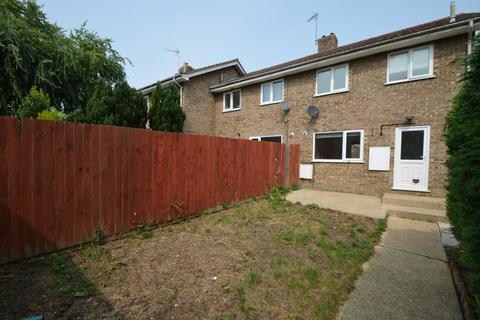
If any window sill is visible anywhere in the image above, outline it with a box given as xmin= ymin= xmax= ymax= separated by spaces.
xmin=391 ymin=187 xmax=430 ymax=193
xmin=260 ymin=100 xmax=283 ymax=107
xmin=314 ymin=89 xmax=349 ymax=97
xmin=385 ymin=75 xmax=435 ymax=86
xmin=222 ymin=108 xmax=241 ymax=113
xmin=311 ymin=160 xmax=364 ymax=164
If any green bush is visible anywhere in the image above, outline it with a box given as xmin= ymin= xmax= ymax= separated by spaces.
xmin=16 ymin=86 xmax=50 ymax=118
xmin=149 ymin=84 xmax=185 ymax=132
xmin=37 ymin=108 xmax=66 ymax=121
xmin=445 ymin=36 xmax=480 ymax=317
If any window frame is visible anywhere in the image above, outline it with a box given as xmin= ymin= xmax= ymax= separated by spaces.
xmin=260 ymin=79 xmax=284 ymax=105
xmin=312 ymin=129 xmax=364 ymax=163
xmin=315 ymin=64 xmax=349 ymax=97
xmin=223 ymin=89 xmax=241 ymax=112
xmin=386 ymin=44 xmax=434 ymax=84
xmin=249 ymin=135 xmax=283 ymax=143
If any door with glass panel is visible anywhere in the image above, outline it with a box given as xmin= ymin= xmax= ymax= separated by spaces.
xmin=393 ymin=126 xmax=430 ymax=191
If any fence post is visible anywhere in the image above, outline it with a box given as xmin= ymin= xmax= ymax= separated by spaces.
xmin=284 ymin=144 xmax=290 ymax=186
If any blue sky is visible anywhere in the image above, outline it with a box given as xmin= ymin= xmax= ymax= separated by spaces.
xmin=37 ymin=0 xmax=479 ymax=89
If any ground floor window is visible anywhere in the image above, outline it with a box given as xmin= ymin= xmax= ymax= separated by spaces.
xmin=249 ymin=135 xmax=282 ymax=143
xmin=313 ymin=130 xmax=364 ymax=162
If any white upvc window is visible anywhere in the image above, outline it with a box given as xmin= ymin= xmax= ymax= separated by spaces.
xmin=261 ymin=79 xmax=284 ymax=105
xmin=386 ymin=45 xmax=434 ymax=84
xmin=315 ymin=64 xmax=349 ymax=96
xmin=312 ymin=130 xmax=364 ymax=163
xmin=249 ymin=135 xmax=283 ymax=143
xmin=223 ymin=90 xmax=241 ymax=112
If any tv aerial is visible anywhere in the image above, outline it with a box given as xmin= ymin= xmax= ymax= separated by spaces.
xmin=165 ymin=48 xmax=180 ymax=67
xmin=307 ymin=12 xmax=319 ymax=46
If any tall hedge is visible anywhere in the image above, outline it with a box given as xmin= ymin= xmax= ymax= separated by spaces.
xmin=149 ymin=83 xmax=185 ymax=132
xmin=445 ymin=36 xmax=480 ymax=317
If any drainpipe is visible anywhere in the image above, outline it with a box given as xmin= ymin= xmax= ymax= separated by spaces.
xmin=467 ymin=20 xmax=474 ymax=72
xmin=467 ymin=20 xmax=474 ymax=56
xmin=171 ymin=75 xmax=183 ymax=108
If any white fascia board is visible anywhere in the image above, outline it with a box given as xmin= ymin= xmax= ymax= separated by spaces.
xmin=140 ymin=75 xmax=189 ymax=95
xmin=211 ymin=24 xmax=472 ymax=93
xmin=187 ymin=61 xmax=246 ymax=78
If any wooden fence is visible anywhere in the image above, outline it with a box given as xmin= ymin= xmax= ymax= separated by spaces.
xmin=0 ymin=116 xmax=299 ymax=263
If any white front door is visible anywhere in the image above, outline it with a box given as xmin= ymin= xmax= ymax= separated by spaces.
xmin=393 ymin=126 xmax=430 ymax=192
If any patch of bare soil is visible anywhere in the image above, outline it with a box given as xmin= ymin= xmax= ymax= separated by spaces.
xmin=0 ymin=190 xmax=385 ymax=319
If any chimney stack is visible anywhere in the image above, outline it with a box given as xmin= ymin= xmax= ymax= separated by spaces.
xmin=450 ymin=1 xmax=456 ymax=23
xmin=317 ymin=33 xmax=338 ymax=53
xmin=178 ymin=62 xmax=194 ymax=74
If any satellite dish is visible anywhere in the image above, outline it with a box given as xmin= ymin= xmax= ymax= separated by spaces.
xmin=279 ymin=102 xmax=290 ymax=112
xmin=307 ymin=105 xmax=320 ymax=119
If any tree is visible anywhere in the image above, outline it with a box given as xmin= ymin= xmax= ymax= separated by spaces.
xmin=69 ymin=81 xmax=147 ymax=128
xmin=149 ymin=84 xmax=185 ymax=132
xmin=0 ymin=0 xmax=126 ymax=116
xmin=16 ymin=85 xmax=50 ymax=118
xmin=445 ymin=36 xmax=480 ymax=317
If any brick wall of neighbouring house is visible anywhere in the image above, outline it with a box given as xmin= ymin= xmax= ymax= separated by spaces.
xmin=182 ymin=66 xmax=241 ymax=135
xmin=212 ymin=35 xmax=467 ymax=196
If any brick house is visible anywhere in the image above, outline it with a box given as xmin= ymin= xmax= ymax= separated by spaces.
xmin=140 ymin=13 xmax=480 ymax=197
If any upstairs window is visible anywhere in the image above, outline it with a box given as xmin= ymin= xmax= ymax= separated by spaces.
xmin=223 ymin=90 xmax=241 ymax=112
xmin=261 ymin=79 xmax=284 ymax=105
xmin=313 ymin=130 xmax=364 ymax=162
xmin=387 ymin=45 xmax=433 ymax=83
xmin=316 ymin=64 xmax=348 ymax=96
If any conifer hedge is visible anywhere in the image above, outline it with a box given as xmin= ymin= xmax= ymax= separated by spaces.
xmin=445 ymin=36 xmax=480 ymax=317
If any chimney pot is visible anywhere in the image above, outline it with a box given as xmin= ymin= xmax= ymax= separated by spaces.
xmin=317 ymin=33 xmax=338 ymax=53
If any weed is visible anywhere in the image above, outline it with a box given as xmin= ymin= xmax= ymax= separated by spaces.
xmin=237 ymin=271 xmax=263 ymax=315
xmin=304 ymin=267 xmax=319 ymax=285
xmin=319 ymin=227 xmax=329 ymax=236
xmin=308 ymin=249 xmax=320 ymax=260
xmin=221 ymin=282 xmax=231 ymax=292
xmin=348 ymin=230 xmax=359 ymax=239
xmin=265 ymin=186 xmax=290 ymax=207
xmin=82 ymin=244 xmax=111 ymax=261
xmin=130 ymin=223 xmax=154 ymax=239
xmin=222 ymin=201 xmax=229 ymax=210
xmin=305 ymin=203 xmax=319 ymax=210
xmin=92 ymin=226 xmax=104 ymax=245
xmin=219 ymin=315 xmax=231 ymax=320
xmin=244 ymin=271 xmax=262 ymax=286
xmin=291 ymin=183 xmax=302 ymax=191
xmin=277 ymin=229 xmax=311 ymax=246
xmin=369 ymin=218 xmax=387 ymax=241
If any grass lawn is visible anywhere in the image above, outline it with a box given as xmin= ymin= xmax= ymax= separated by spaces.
xmin=0 ymin=187 xmax=386 ymax=319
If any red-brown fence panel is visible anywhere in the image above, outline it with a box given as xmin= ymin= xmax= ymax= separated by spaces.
xmin=0 ymin=116 xmax=299 ymax=263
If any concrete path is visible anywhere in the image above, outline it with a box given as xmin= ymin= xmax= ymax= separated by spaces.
xmin=337 ymin=217 xmax=462 ymax=320
xmin=286 ymin=189 xmax=386 ymax=219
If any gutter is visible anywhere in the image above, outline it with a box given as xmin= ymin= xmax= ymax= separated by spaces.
xmin=211 ymin=18 xmax=480 ymax=93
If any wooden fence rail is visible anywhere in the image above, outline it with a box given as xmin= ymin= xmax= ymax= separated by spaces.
xmin=0 ymin=116 xmax=299 ymax=263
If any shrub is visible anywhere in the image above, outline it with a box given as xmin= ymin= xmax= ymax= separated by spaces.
xmin=37 ymin=108 xmax=66 ymax=121
xmin=445 ymin=36 xmax=480 ymax=316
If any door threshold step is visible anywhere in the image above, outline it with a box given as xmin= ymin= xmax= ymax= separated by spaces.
xmin=383 ymin=204 xmax=447 ymax=223
xmin=383 ymin=192 xmax=445 ymax=210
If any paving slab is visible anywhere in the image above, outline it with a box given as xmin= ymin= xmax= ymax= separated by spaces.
xmin=337 ymin=217 xmax=461 ymax=320
xmin=381 ymin=216 xmax=446 ymax=261
xmin=286 ymin=189 xmax=386 ymax=219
